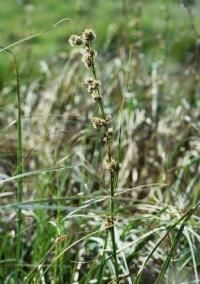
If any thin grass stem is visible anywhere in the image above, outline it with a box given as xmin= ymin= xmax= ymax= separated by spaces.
xmin=1 ymin=47 xmax=24 ymax=283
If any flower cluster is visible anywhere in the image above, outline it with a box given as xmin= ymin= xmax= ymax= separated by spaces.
xmin=69 ymin=29 xmax=96 ymax=68
xmin=91 ymin=117 xmax=106 ymax=129
xmin=69 ymin=29 xmax=96 ymax=47
xmin=85 ymin=78 xmax=101 ymax=92
xmin=82 ymin=48 xmax=96 ymax=69
xmin=82 ymin=29 xmax=96 ymax=44
xmin=91 ymin=116 xmax=113 ymax=132
xmin=68 ymin=35 xmax=83 ymax=46
xmin=103 ymin=127 xmax=113 ymax=142
xmin=104 ymin=216 xmax=114 ymax=229
xmin=85 ymin=78 xmax=102 ymax=102
xmin=106 ymin=158 xmax=120 ymax=172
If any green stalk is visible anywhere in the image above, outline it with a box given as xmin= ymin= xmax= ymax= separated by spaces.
xmin=90 ymin=51 xmax=119 ymax=281
xmin=14 ymin=52 xmax=24 ymax=283
xmin=1 ymin=47 xmax=24 ymax=282
xmin=109 ymin=172 xmax=119 ymax=280
xmin=97 ymin=230 xmax=109 ymax=284
xmin=4 ymin=49 xmax=24 ymax=282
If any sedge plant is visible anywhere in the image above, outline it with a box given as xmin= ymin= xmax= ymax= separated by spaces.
xmin=69 ymin=29 xmax=120 ymax=282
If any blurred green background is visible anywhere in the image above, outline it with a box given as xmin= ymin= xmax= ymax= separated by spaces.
xmin=0 ymin=0 xmax=199 ymax=61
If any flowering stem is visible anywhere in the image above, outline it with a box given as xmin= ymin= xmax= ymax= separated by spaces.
xmin=69 ymin=30 xmax=119 ymax=281
xmin=89 ymin=47 xmax=119 ymax=281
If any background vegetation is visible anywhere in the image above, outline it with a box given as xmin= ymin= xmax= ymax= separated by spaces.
xmin=0 ymin=0 xmax=200 ymax=283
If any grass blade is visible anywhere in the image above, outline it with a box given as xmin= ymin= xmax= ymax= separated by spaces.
xmin=1 ymin=47 xmax=24 ymax=282
xmin=134 ymin=201 xmax=200 ymax=284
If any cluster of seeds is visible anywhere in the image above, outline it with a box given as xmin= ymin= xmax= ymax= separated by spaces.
xmin=91 ymin=117 xmax=106 ymax=129
xmin=69 ymin=28 xmax=119 ymax=173
xmin=82 ymin=48 xmax=96 ymax=68
xmin=103 ymin=127 xmax=114 ymax=142
xmin=104 ymin=216 xmax=115 ymax=229
xmin=85 ymin=78 xmax=102 ymax=102
xmin=68 ymin=35 xmax=83 ymax=46
xmin=106 ymin=158 xmax=119 ymax=172
xmin=69 ymin=29 xmax=96 ymax=46
xmin=69 ymin=29 xmax=96 ymax=68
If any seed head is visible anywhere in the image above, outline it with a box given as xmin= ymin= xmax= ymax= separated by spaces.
xmin=105 ymin=114 xmax=112 ymax=123
xmin=103 ymin=127 xmax=113 ymax=142
xmin=82 ymin=29 xmax=96 ymax=45
xmin=85 ymin=78 xmax=102 ymax=101
xmin=68 ymin=35 xmax=83 ymax=46
xmin=85 ymin=78 xmax=95 ymax=85
xmin=104 ymin=216 xmax=114 ymax=229
xmin=91 ymin=92 xmax=102 ymax=102
xmin=105 ymin=158 xmax=119 ymax=172
xmin=85 ymin=78 xmax=101 ymax=93
xmin=91 ymin=117 xmax=106 ymax=129
xmin=82 ymin=49 xmax=95 ymax=68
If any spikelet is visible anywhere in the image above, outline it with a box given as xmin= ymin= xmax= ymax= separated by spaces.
xmin=85 ymin=78 xmax=101 ymax=93
xmin=68 ymin=35 xmax=83 ymax=46
xmin=82 ymin=49 xmax=95 ymax=68
xmin=91 ymin=117 xmax=106 ymax=129
xmin=103 ymin=127 xmax=113 ymax=142
xmin=105 ymin=158 xmax=119 ymax=172
xmin=82 ymin=29 xmax=96 ymax=45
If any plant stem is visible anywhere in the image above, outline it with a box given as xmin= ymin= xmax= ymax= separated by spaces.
xmin=1 ymin=47 xmax=24 ymax=282
xmin=109 ymin=172 xmax=119 ymax=280
xmin=90 ymin=49 xmax=119 ymax=281
xmin=2 ymin=48 xmax=24 ymax=282
xmin=98 ymin=230 xmax=109 ymax=284
xmin=15 ymin=54 xmax=24 ymax=284
xmin=7 ymin=51 xmax=24 ymax=283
